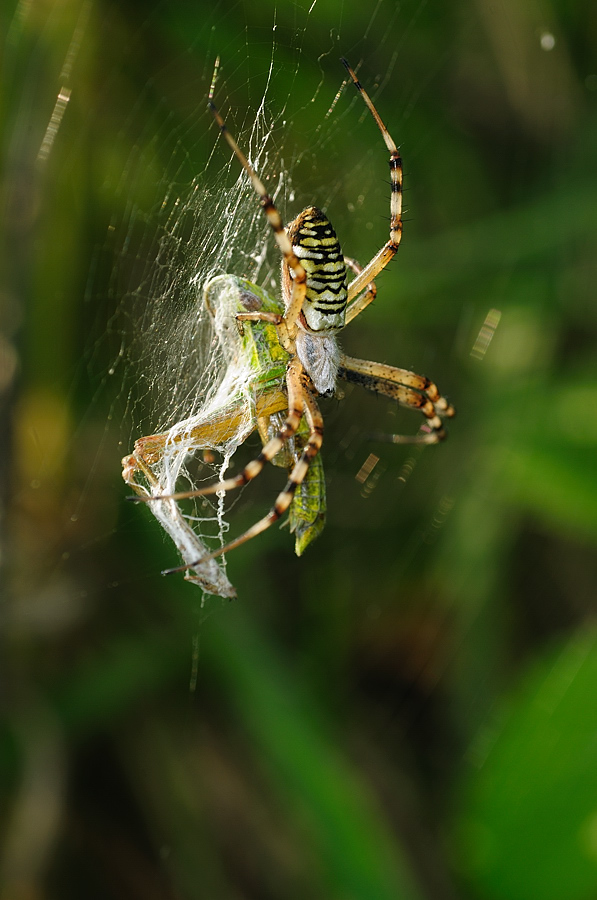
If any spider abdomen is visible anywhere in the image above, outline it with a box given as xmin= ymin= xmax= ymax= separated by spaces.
xmin=283 ymin=206 xmax=348 ymax=334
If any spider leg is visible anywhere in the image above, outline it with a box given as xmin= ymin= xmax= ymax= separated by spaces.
xmin=340 ymin=355 xmax=455 ymax=413
xmin=338 ymin=353 xmax=454 ymax=443
xmin=131 ymin=357 xmax=305 ymax=503
xmin=163 ymin=384 xmax=324 ymax=573
xmin=341 ymin=59 xmax=403 ymax=306
xmin=209 ymin=101 xmax=307 ymax=338
xmin=122 ymin=384 xmax=288 ymax=486
xmin=344 ymin=256 xmax=377 ymax=324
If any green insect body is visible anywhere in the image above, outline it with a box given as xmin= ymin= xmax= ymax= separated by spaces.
xmin=287 ymin=417 xmax=326 ymax=555
xmin=204 ymin=274 xmax=289 ymax=402
xmin=257 ymin=408 xmax=326 ymax=556
xmin=205 ymin=274 xmax=326 ymax=554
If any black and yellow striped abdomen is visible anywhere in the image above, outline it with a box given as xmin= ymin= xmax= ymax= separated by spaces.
xmin=283 ymin=206 xmax=347 ymax=333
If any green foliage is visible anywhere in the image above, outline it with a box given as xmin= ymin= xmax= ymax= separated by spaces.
xmin=456 ymin=630 xmax=597 ymax=900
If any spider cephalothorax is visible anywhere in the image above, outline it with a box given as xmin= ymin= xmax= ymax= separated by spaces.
xmin=122 ymin=59 xmax=454 ymax=590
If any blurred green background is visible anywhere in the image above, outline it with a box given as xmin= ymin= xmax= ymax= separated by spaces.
xmin=2 ymin=0 xmax=597 ymax=898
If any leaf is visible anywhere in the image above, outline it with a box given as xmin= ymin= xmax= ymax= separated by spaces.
xmin=455 ymin=629 xmax=597 ymax=900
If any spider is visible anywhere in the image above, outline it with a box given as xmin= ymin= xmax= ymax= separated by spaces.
xmin=122 ymin=58 xmax=454 ymax=583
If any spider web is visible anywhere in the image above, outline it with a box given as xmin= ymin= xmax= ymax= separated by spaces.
xmin=89 ymin=0 xmax=433 ymax=600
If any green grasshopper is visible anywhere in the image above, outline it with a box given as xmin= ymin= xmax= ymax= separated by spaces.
xmin=122 ymin=274 xmax=325 ymax=596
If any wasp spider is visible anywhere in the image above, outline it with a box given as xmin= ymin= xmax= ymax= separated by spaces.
xmin=124 ymin=59 xmax=454 ymax=575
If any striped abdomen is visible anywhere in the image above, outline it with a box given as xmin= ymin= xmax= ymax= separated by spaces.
xmin=283 ymin=206 xmax=347 ymax=333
